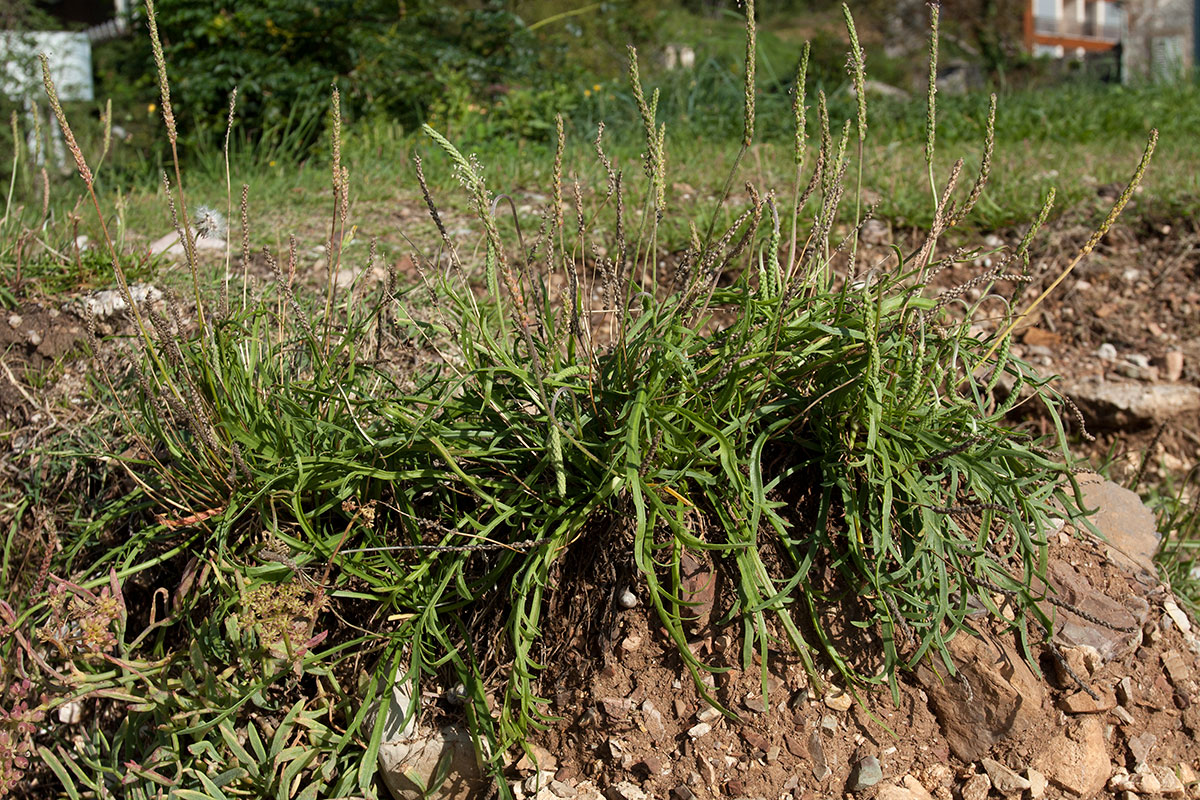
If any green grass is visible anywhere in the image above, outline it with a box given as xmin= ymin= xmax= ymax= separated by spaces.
xmin=0 ymin=4 xmax=1174 ymax=799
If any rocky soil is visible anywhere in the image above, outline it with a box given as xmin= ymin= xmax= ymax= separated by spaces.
xmin=2 ymin=205 xmax=1198 ymax=800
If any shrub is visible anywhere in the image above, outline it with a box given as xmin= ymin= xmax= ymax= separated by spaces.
xmin=3 ymin=1 xmax=1156 ymax=798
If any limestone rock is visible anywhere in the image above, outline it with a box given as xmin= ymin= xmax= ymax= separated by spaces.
xmin=917 ymin=632 xmax=1045 ymax=762
xmin=1063 ymin=378 xmax=1200 ymax=428
xmin=378 ymin=725 xmax=484 ymax=800
xmin=1034 ymin=716 xmax=1110 ymax=799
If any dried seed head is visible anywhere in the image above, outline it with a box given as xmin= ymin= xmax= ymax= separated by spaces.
xmin=39 ymin=55 xmax=92 ymax=187
xmin=842 ymin=4 xmax=867 ymax=143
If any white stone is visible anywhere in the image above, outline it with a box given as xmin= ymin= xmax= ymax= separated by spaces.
xmin=1164 ymin=599 xmax=1192 ymax=633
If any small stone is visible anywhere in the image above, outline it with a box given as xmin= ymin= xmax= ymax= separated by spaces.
xmin=1034 ymin=716 xmax=1110 ymax=799
xmin=824 ymin=688 xmax=853 ymax=712
xmin=784 ymin=732 xmax=807 ymax=759
xmin=601 ymin=698 xmax=634 ymax=719
xmin=516 ymin=745 xmax=558 ymax=773
xmin=742 ymin=730 xmax=769 ymax=753
xmin=960 ymin=773 xmax=990 ymax=800
xmin=524 ymin=769 xmax=556 ymax=794
xmin=25 ymin=329 xmax=42 ymax=347
xmin=549 ymin=780 xmax=575 ymax=798
xmin=640 ymin=701 xmax=665 ymax=738
xmin=1163 ymin=650 xmax=1190 ymax=686
xmin=981 ymin=759 xmax=1030 ymax=795
xmin=723 ymin=778 xmax=744 ymax=795
xmin=848 ymin=756 xmax=883 ymax=792
xmin=1177 ymin=763 xmax=1197 ymax=785
xmin=687 ymin=722 xmax=711 ymax=739
xmin=742 ymin=692 xmax=767 ymax=714
xmin=808 ymin=731 xmax=831 ymax=781
xmin=901 ymin=775 xmax=937 ymax=800
xmin=7 ymin=314 xmax=21 ymax=328
xmin=634 ymin=757 xmax=664 ymax=778
xmin=672 ymin=788 xmax=698 ymax=800
xmin=1165 ymin=350 xmax=1185 ymax=382
xmin=1060 ymin=687 xmax=1117 ymax=714
xmin=820 ymin=714 xmax=838 ymax=732
xmin=619 ymin=635 xmax=642 ymax=653
xmin=617 ymin=588 xmax=638 ymax=608
xmin=1127 ymin=732 xmax=1156 ymax=768
xmin=696 ymin=705 xmax=721 ymax=723
xmin=1113 ymin=705 xmax=1135 ymax=725
xmin=57 ymin=701 xmax=82 ymax=724
xmin=1025 ymin=768 xmax=1048 ymax=799
xmin=1116 ymin=677 xmax=1135 ymax=706
xmin=1164 ymin=600 xmax=1192 ymax=633
xmin=765 ymin=746 xmax=780 ymax=763
xmin=1097 ymin=343 xmax=1118 ymax=361
xmin=1157 ymin=767 xmax=1185 ymax=796
xmin=608 ymin=781 xmax=648 ymax=800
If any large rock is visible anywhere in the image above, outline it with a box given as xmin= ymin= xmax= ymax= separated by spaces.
xmin=1076 ymin=475 xmax=1161 ymax=580
xmin=1037 ymin=560 xmax=1146 ymax=662
xmin=379 ymin=725 xmax=485 ymax=800
xmin=917 ymin=631 xmax=1046 ymax=763
xmin=1033 ymin=716 xmax=1110 ymax=799
xmin=1062 ymin=378 xmax=1200 ymax=428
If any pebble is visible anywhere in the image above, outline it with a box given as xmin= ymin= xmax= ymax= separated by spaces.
xmin=1060 ymin=688 xmax=1117 ymax=714
xmin=641 ymin=700 xmax=665 ymax=738
xmin=25 ymin=330 xmax=42 ymax=347
xmin=960 ymin=773 xmax=991 ymax=800
xmin=601 ymin=698 xmax=634 ymax=718
xmin=808 ymin=731 xmax=831 ymax=781
xmin=608 ymin=781 xmax=648 ymax=800
xmin=742 ymin=730 xmax=769 ymax=753
xmin=1026 ymin=768 xmax=1048 ymax=799
xmin=1158 ymin=767 xmax=1185 ymax=796
xmin=617 ymin=588 xmax=638 ymax=608
xmin=823 ymin=688 xmax=853 ymax=712
xmin=1097 ymin=342 xmax=1118 ymax=361
xmin=1165 ymin=350 xmax=1185 ymax=382
xmin=7 ymin=314 xmax=22 ymax=328
xmin=686 ymin=722 xmax=711 ymax=739
xmin=1127 ymin=732 xmax=1156 ymax=768
xmin=1164 ymin=599 xmax=1192 ymax=633
xmin=849 ymin=756 xmax=883 ymax=791
xmin=1162 ymin=650 xmax=1190 ymax=686
xmin=1116 ymin=676 xmax=1135 ymax=706
xmin=696 ymin=706 xmax=721 ymax=723
xmin=980 ymin=759 xmax=1030 ymax=795
xmin=742 ymin=693 xmax=767 ymax=714
xmin=671 ymin=788 xmax=698 ymax=800
xmin=57 ymin=701 xmax=82 ymax=724
xmin=1113 ymin=705 xmax=1135 ymax=725
xmin=1110 ymin=769 xmax=1161 ymax=794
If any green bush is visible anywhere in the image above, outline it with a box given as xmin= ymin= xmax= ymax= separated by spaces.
xmin=95 ymin=0 xmax=588 ymax=149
